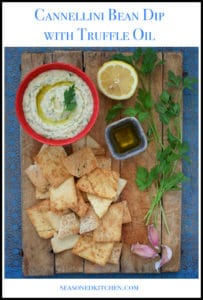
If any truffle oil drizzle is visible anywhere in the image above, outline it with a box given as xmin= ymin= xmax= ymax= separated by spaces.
xmin=110 ymin=122 xmax=141 ymax=154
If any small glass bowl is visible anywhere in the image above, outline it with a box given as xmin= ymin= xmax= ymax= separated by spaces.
xmin=105 ymin=117 xmax=148 ymax=160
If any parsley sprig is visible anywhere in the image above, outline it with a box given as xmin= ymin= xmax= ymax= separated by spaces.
xmin=63 ymin=84 xmax=77 ymax=112
xmin=106 ymin=48 xmax=196 ymax=233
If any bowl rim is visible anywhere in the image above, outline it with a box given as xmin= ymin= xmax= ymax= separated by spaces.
xmin=15 ymin=62 xmax=99 ymax=145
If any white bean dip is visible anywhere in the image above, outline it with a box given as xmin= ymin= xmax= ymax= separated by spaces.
xmin=23 ymin=70 xmax=94 ymax=139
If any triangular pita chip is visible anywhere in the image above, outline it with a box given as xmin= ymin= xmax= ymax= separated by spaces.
xmin=108 ymin=242 xmax=122 ymax=264
xmin=57 ymin=213 xmax=80 ymax=239
xmin=25 ymin=163 xmax=49 ymax=192
xmin=43 ymin=210 xmax=63 ymax=231
xmin=50 ymin=176 xmax=77 ymax=212
xmin=113 ymin=178 xmax=127 ymax=202
xmin=72 ymin=135 xmax=100 ymax=150
xmin=63 ymin=147 xmax=98 ymax=178
xmin=79 ymin=206 xmax=100 ymax=234
xmin=35 ymin=188 xmax=50 ymax=200
xmin=26 ymin=199 xmax=55 ymax=239
xmin=71 ymin=188 xmax=89 ymax=217
xmin=96 ymin=156 xmax=111 ymax=170
xmin=34 ymin=144 xmax=70 ymax=187
xmin=86 ymin=135 xmax=106 ymax=155
xmin=86 ymin=135 xmax=101 ymax=148
xmin=72 ymin=135 xmax=105 ymax=155
xmin=93 ymin=202 xmax=124 ymax=242
xmin=72 ymin=137 xmax=86 ymax=152
xmin=51 ymin=234 xmax=80 ymax=253
xmin=122 ymin=201 xmax=132 ymax=224
xmin=72 ymin=235 xmax=114 ymax=266
xmin=87 ymin=193 xmax=112 ymax=218
xmin=77 ymin=168 xmax=119 ymax=199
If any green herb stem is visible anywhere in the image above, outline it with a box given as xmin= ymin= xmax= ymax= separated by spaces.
xmin=160 ymin=202 xmax=170 ymax=234
xmin=148 ymin=113 xmax=164 ymax=149
xmin=135 ymin=71 xmax=147 ymax=91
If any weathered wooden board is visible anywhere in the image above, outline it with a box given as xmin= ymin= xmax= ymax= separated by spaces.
xmin=21 ymin=50 xmax=182 ymax=275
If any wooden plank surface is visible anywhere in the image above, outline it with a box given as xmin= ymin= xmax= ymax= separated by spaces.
xmin=21 ymin=53 xmax=54 ymax=276
xmin=162 ymin=52 xmax=183 ymax=272
xmin=21 ymin=50 xmax=182 ymax=275
xmin=120 ymin=52 xmax=163 ymax=273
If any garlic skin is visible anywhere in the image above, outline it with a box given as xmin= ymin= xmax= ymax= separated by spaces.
xmin=131 ymin=243 xmax=159 ymax=259
xmin=148 ymin=224 xmax=160 ymax=251
xmin=155 ymin=245 xmax=173 ymax=272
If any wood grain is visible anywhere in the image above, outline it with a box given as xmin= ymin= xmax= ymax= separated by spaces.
xmin=120 ymin=52 xmax=163 ymax=273
xmin=161 ymin=52 xmax=183 ymax=272
xmin=21 ymin=53 xmax=54 ymax=276
xmin=21 ymin=50 xmax=182 ymax=275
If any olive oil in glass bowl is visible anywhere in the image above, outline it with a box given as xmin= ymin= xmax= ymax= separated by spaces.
xmin=105 ymin=117 xmax=148 ymax=160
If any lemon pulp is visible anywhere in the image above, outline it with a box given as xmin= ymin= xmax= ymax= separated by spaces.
xmin=97 ymin=60 xmax=138 ymax=100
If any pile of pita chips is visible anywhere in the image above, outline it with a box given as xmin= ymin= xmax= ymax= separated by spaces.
xmin=25 ymin=135 xmax=131 ymax=267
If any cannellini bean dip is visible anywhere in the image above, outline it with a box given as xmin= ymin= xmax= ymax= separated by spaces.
xmin=23 ymin=70 xmax=94 ymax=139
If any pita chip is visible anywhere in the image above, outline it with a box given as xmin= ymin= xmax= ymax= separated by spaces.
xmin=122 ymin=201 xmax=132 ymax=224
xmin=50 ymin=176 xmax=78 ymax=213
xmin=34 ymin=145 xmax=70 ymax=187
xmin=86 ymin=135 xmax=101 ymax=148
xmin=57 ymin=213 xmax=80 ymax=239
xmin=87 ymin=193 xmax=112 ymax=218
xmin=72 ymin=135 xmax=105 ymax=156
xmin=96 ymin=156 xmax=112 ymax=170
xmin=93 ymin=202 xmax=124 ymax=242
xmin=108 ymin=242 xmax=122 ymax=264
xmin=79 ymin=206 xmax=100 ymax=234
xmin=113 ymin=178 xmax=127 ymax=202
xmin=26 ymin=199 xmax=55 ymax=239
xmin=25 ymin=163 xmax=49 ymax=192
xmin=71 ymin=188 xmax=89 ymax=218
xmin=63 ymin=147 xmax=98 ymax=178
xmin=35 ymin=188 xmax=50 ymax=200
xmin=51 ymin=234 xmax=80 ymax=253
xmin=72 ymin=137 xmax=86 ymax=152
xmin=77 ymin=168 xmax=119 ymax=199
xmin=44 ymin=210 xmax=63 ymax=231
xmin=86 ymin=135 xmax=105 ymax=155
xmin=72 ymin=235 xmax=114 ymax=266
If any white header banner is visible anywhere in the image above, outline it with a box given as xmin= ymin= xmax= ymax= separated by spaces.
xmin=2 ymin=2 xmax=201 ymax=47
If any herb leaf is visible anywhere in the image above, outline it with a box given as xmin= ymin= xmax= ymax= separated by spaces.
xmin=137 ymin=89 xmax=154 ymax=109
xmin=123 ymin=107 xmax=138 ymax=117
xmin=105 ymin=102 xmax=123 ymax=123
xmin=135 ymin=166 xmax=151 ymax=191
xmin=140 ymin=48 xmax=158 ymax=74
xmin=132 ymin=48 xmax=143 ymax=63
xmin=111 ymin=53 xmax=134 ymax=66
xmin=183 ymin=76 xmax=197 ymax=90
xmin=167 ymin=70 xmax=182 ymax=88
xmin=64 ymin=85 xmax=77 ymax=112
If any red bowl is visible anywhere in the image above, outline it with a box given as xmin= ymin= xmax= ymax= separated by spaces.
xmin=16 ymin=62 xmax=99 ymax=145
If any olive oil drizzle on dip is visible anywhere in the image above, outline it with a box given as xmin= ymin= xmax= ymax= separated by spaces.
xmin=23 ymin=70 xmax=94 ymax=139
xmin=36 ymin=81 xmax=74 ymax=125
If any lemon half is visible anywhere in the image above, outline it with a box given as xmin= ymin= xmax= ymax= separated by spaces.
xmin=97 ymin=60 xmax=138 ymax=100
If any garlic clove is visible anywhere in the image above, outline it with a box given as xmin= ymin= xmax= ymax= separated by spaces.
xmin=131 ymin=242 xmax=159 ymax=259
xmin=148 ymin=224 xmax=160 ymax=250
xmin=155 ymin=245 xmax=173 ymax=272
